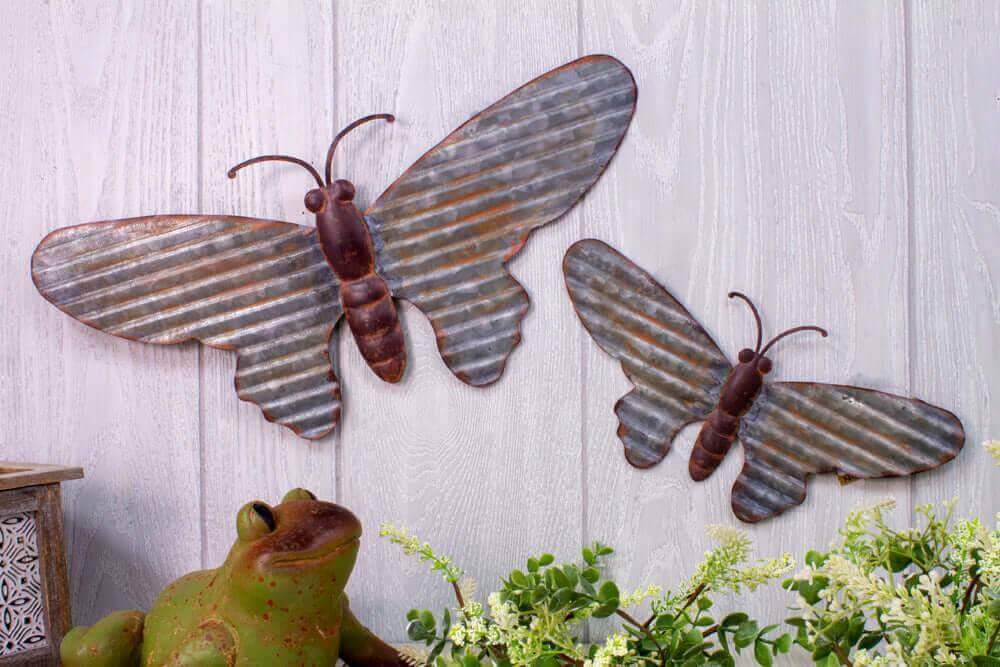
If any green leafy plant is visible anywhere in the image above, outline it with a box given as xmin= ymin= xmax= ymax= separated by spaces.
xmin=381 ymin=524 xmax=793 ymax=666
xmin=783 ymin=495 xmax=999 ymax=666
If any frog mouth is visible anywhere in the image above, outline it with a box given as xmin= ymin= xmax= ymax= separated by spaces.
xmin=268 ymin=536 xmax=359 ymax=568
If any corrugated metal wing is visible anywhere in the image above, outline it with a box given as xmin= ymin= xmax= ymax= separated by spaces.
xmin=367 ymin=55 xmax=637 ymax=386
xmin=31 ymin=216 xmax=343 ymax=439
xmin=734 ymin=382 xmax=965 ymax=522
xmin=563 ymin=239 xmax=732 ymax=467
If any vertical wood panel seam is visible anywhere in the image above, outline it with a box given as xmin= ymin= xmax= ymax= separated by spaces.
xmin=331 ymin=0 xmax=343 ymax=506
xmin=196 ymin=0 xmax=208 ymax=570
xmin=574 ymin=0 xmax=589 ymax=645
xmin=903 ymin=0 xmax=917 ymax=521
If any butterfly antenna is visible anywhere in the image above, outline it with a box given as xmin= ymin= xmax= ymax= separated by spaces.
xmin=227 ymin=155 xmax=324 ymax=188
xmin=759 ymin=325 xmax=828 ymax=357
xmin=728 ymin=291 xmax=763 ymax=352
xmin=325 ymin=113 xmax=395 ymax=185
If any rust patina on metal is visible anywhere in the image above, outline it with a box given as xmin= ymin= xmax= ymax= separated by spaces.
xmin=31 ymin=55 xmax=636 ymax=440
xmin=563 ymin=239 xmax=965 ymax=523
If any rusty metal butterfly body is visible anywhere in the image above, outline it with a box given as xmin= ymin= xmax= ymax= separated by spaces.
xmin=563 ymin=239 xmax=965 ymax=523
xmin=32 ymin=55 xmax=636 ymax=439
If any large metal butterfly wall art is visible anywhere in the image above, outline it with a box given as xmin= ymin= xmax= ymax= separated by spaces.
xmin=563 ymin=239 xmax=965 ymax=523
xmin=31 ymin=55 xmax=636 ymax=440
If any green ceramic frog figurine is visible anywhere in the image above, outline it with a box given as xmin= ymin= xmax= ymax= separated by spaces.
xmin=61 ymin=489 xmax=404 ymax=666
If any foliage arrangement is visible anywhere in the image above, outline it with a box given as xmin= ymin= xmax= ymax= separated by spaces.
xmin=384 ymin=442 xmax=1000 ymax=666
xmin=784 ymin=444 xmax=1000 ymax=665
xmin=380 ymin=524 xmax=793 ymax=666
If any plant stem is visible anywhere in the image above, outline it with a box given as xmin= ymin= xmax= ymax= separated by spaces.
xmin=451 ymin=581 xmax=466 ymax=609
xmin=701 ymin=624 xmax=719 ymax=638
xmin=831 ymin=643 xmax=851 ymax=666
xmin=641 ymin=582 xmax=709 ymax=629
xmin=616 ymin=609 xmax=663 ymax=649
xmin=987 ymin=620 xmax=1000 ymax=656
xmin=615 ymin=608 xmax=666 ymax=665
xmin=960 ymin=575 xmax=980 ymax=617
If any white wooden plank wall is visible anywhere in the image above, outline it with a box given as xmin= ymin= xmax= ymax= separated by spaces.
xmin=1 ymin=1 xmax=997 ymax=661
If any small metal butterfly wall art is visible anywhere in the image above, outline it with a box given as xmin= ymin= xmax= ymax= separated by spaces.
xmin=31 ymin=55 xmax=636 ymax=440
xmin=563 ymin=239 xmax=965 ymax=523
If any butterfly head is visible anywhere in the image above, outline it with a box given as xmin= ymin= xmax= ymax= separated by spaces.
xmin=737 ymin=347 xmax=774 ymax=374
xmin=303 ymin=180 xmax=356 ymax=214
xmin=226 ymin=113 xmax=395 ymax=212
xmin=729 ymin=291 xmax=828 ymax=375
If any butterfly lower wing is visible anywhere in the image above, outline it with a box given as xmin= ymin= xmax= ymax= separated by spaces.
xmin=31 ymin=215 xmax=344 ymax=439
xmin=563 ymin=240 xmax=732 ymax=467
xmin=734 ymin=382 xmax=965 ymax=522
xmin=366 ymin=55 xmax=636 ymax=386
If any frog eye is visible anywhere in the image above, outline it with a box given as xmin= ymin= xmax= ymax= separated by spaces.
xmin=281 ymin=488 xmax=317 ymax=503
xmin=237 ymin=501 xmax=276 ymax=540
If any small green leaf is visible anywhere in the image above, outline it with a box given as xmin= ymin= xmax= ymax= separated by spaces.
xmin=721 ymin=613 xmax=749 ymax=629
xmin=888 ymin=549 xmax=911 ymax=572
xmin=805 ymin=550 xmax=827 ymax=568
xmin=406 ymin=620 xmax=427 ymax=641
xmin=428 ymin=640 xmax=446 ymax=663
xmin=598 ymin=581 xmax=620 ymax=603
xmin=582 ymin=547 xmax=596 ymax=565
xmin=754 ymin=640 xmax=773 ymax=666
xmin=735 ymin=621 xmax=759 ymax=649
xmin=539 ymin=553 xmax=555 ymax=566
xmin=419 ymin=610 xmax=436 ymax=632
xmin=824 ymin=618 xmax=848 ymax=641
xmin=582 ymin=567 xmax=600 ymax=583
xmin=811 ymin=642 xmax=832 ymax=661
xmin=509 ymin=570 xmax=529 ymax=588
xmin=526 ymin=557 xmax=539 ymax=573
xmin=775 ymin=634 xmax=792 ymax=653
xmin=592 ymin=602 xmax=617 ymax=618
xmin=698 ymin=596 xmax=713 ymax=611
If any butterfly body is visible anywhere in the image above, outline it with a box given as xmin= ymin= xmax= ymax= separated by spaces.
xmin=309 ymin=178 xmax=405 ymax=383
xmin=690 ymin=354 xmax=768 ymax=480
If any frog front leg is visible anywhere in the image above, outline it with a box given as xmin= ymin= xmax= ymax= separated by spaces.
xmin=338 ymin=595 xmax=406 ymax=666
xmin=60 ymin=610 xmax=145 ymax=667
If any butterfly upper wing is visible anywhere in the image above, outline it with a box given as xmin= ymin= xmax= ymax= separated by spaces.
xmin=564 ymin=239 xmax=732 ymax=467
xmin=366 ymin=55 xmax=636 ymax=386
xmin=733 ymin=382 xmax=965 ymax=522
xmin=31 ymin=215 xmax=343 ymax=439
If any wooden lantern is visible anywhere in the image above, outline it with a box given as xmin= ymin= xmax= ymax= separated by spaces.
xmin=0 ymin=463 xmax=82 ymax=666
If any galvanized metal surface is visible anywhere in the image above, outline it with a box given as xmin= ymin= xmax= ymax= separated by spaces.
xmin=30 ymin=55 xmax=635 ymax=438
xmin=31 ymin=216 xmax=343 ymax=439
xmin=563 ymin=239 xmax=731 ymax=467
xmin=368 ymin=55 xmax=637 ymax=386
xmin=564 ymin=239 xmax=965 ymax=523
xmin=736 ymin=383 xmax=964 ymax=522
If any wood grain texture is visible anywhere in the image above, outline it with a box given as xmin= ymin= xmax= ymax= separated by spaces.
xmin=0 ymin=1 xmax=997 ymax=658
xmin=0 ymin=1 xmax=202 ymax=626
xmin=909 ymin=3 xmax=999 ymax=520
xmin=199 ymin=0 xmax=339 ymax=568
xmin=334 ymin=0 xmax=584 ymax=637
xmin=578 ymin=0 xmax=912 ymax=643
